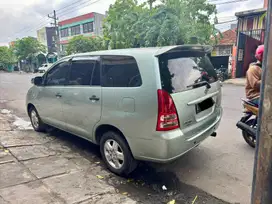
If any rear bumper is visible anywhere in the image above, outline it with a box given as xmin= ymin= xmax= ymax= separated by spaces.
xmin=131 ymin=107 xmax=222 ymax=163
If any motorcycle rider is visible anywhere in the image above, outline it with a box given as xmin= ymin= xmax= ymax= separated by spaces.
xmin=245 ymin=45 xmax=264 ymax=106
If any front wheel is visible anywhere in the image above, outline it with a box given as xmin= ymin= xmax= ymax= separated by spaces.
xmin=29 ymin=107 xmax=47 ymax=132
xmin=100 ymin=131 xmax=137 ymax=176
xmin=242 ymin=119 xmax=257 ymax=148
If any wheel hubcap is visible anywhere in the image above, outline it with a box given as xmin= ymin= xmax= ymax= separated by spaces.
xmin=104 ymin=139 xmax=124 ymax=169
xmin=31 ymin=110 xmax=39 ymax=129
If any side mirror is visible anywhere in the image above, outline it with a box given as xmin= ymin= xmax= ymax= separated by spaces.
xmin=32 ymin=76 xmax=43 ymax=86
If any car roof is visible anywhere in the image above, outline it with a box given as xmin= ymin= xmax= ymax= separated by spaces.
xmin=64 ymin=45 xmax=212 ymax=59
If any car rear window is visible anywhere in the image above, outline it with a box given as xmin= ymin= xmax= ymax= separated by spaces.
xmin=158 ymin=52 xmax=217 ymax=94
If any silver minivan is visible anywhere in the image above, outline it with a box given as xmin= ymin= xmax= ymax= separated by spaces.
xmin=27 ymin=45 xmax=222 ymax=175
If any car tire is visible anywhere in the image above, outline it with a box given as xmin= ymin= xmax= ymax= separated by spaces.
xmin=100 ymin=131 xmax=137 ymax=176
xmin=29 ymin=107 xmax=47 ymax=132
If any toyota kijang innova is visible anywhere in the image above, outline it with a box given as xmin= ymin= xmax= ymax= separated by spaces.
xmin=27 ymin=45 xmax=222 ymax=175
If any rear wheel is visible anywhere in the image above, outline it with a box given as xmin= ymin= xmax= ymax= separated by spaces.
xmin=100 ymin=131 xmax=137 ymax=176
xmin=29 ymin=107 xmax=47 ymax=132
xmin=242 ymin=119 xmax=256 ymax=148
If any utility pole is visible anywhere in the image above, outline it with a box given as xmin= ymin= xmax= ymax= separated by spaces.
xmin=48 ymin=10 xmax=60 ymax=58
xmin=251 ymin=0 xmax=272 ymax=203
xmin=147 ymin=0 xmax=156 ymax=10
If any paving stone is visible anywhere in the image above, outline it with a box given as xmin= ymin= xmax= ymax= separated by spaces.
xmin=69 ymin=156 xmax=93 ymax=171
xmin=43 ymin=171 xmax=115 ymax=204
xmin=0 ymin=119 xmax=11 ymax=131
xmin=0 ymin=180 xmax=64 ymax=204
xmin=0 ymin=195 xmax=9 ymax=204
xmin=60 ymin=153 xmax=94 ymax=171
xmin=23 ymin=156 xmax=80 ymax=179
xmin=9 ymin=145 xmax=56 ymax=161
xmin=0 ymin=149 xmax=14 ymax=164
xmin=0 ymin=130 xmax=54 ymax=147
xmin=80 ymin=194 xmax=137 ymax=204
xmin=0 ymin=162 xmax=35 ymax=189
xmin=45 ymin=140 xmax=73 ymax=154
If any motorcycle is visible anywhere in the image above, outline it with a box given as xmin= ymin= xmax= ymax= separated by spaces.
xmin=236 ymin=99 xmax=258 ymax=148
xmin=215 ymin=67 xmax=228 ymax=82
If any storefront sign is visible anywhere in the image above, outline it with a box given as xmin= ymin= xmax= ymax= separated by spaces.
xmin=211 ymin=45 xmax=232 ymax=57
xmin=238 ymin=49 xmax=244 ymax=61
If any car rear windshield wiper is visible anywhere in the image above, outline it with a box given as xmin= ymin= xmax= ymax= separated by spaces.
xmin=187 ymin=81 xmax=211 ymax=89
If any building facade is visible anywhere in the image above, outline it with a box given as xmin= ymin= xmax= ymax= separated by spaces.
xmin=211 ymin=29 xmax=237 ymax=77
xmin=58 ymin=12 xmax=105 ymax=54
xmin=234 ymin=0 xmax=267 ymax=78
xmin=37 ymin=27 xmax=57 ymax=53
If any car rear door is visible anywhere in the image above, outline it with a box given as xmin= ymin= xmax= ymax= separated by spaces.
xmin=62 ymin=56 xmax=102 ymax=140
xmin=156 ymin=46 xmax=222 ymax=139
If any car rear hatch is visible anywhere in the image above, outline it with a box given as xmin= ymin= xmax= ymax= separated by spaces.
xmin=156 ymin=45 xmax=221 ymax=138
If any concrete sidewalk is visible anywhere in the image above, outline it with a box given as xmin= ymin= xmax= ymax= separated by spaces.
xmin=223 ymin=78 xmax=246 ymax=86
xmin=0 ymin=112 xmax=136 ymax=204
xmin=0 ymin=109 xmax=229 ymax=204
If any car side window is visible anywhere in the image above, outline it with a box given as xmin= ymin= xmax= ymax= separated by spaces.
xmin=68 ymin=60 xmax=96 ymax=86
xmin=101 ymin=56 xmax=142 ymax=87
xmin=45 ymin=61 xmax=70 ymax=86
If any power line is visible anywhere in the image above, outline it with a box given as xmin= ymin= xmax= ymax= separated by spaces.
xmin=13 ymin=17 xmax=51 ymax=38
xmin=10 ymin=0 xmax=101 ymax=40
xmin=56 ymin=0 xmax=87 ymax=12
xmin=216 ymin=19 xmax=237 ymax=24
xmin=57 ymin=0 xmax=101 ymax=18
xmin=212 ymin=0 xmax=248 ymax=5
xmin=10 ymin=0 xmax=88 ymax=35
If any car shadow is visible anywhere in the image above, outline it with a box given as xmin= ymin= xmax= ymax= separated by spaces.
xmin=44 ymin=128 xmax=228 ymax=204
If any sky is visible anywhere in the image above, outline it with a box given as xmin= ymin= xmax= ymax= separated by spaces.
xmin=0 ymin=0 xmax=262 ymax=46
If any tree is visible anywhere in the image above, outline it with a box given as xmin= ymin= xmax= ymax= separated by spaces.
xmin=12 ymin=37 xmax=46 ymax=72
xmin=13 ymin=37 xmax=46 ymax=61
xmin=66 ymin=35 xmax=106 ymax=55
xmin=103 ymin=0 xmax=217 ymax=48
xmin=0 ymin=46 xmax=16 ymax=70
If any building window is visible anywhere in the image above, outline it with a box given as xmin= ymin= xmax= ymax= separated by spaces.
xmin=242 ymin=18 xmax=247 ymax=31
xmin=247 ymin=17 xmax=254 ymax=30
xmin=60 ymin=28 xmax=69 ymax=37
xmin=253 ymin=17 xmax=258 ymax=30
xmin=83 ymin=22 xmax=94 ymax=33
xmin=71 ymin=25 xmax=81 ymax=35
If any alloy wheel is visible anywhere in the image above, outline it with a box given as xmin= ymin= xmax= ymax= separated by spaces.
xmin=31 ymin=110 xmax=39 ymax=129
xmin=103 ymin=139 xmax=124 ymax=169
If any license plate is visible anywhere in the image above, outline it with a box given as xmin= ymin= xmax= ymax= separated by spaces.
xmin=195 ymin=98 xmax=215 ymax=114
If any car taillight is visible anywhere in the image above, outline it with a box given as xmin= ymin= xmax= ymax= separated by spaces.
xmin=156 ymin=89 xmax=179 ymax=131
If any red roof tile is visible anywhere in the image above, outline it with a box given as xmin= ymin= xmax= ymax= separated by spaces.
xmin=212 ymin=29 xmax=237 ymax=45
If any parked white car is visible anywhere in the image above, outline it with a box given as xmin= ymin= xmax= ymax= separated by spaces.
xmin=38 ymin=64 xmax=51 ymax=73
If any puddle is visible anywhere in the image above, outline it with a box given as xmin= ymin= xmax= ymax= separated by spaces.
xmin=13 ymin=116 xmax=33 ymax=130
xmin=0 ymin=108 xmax=32 ymax=130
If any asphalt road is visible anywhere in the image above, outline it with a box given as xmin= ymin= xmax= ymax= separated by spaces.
xmin=0 ymin=72 xmax=254 ymax=204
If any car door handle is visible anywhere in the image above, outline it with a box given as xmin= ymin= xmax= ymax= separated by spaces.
xmin=89 ymin=95 xmax=100 ymax=101
xmin=55 ymin=93 xmax=62 ymax=98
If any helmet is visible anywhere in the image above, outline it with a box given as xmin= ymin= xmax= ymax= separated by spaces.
xmin=255 ymin=45 xmax=264 ymax=62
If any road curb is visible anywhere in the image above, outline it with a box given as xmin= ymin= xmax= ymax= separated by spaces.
xmin=223 ymin=82 xmax=245 ymax=86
